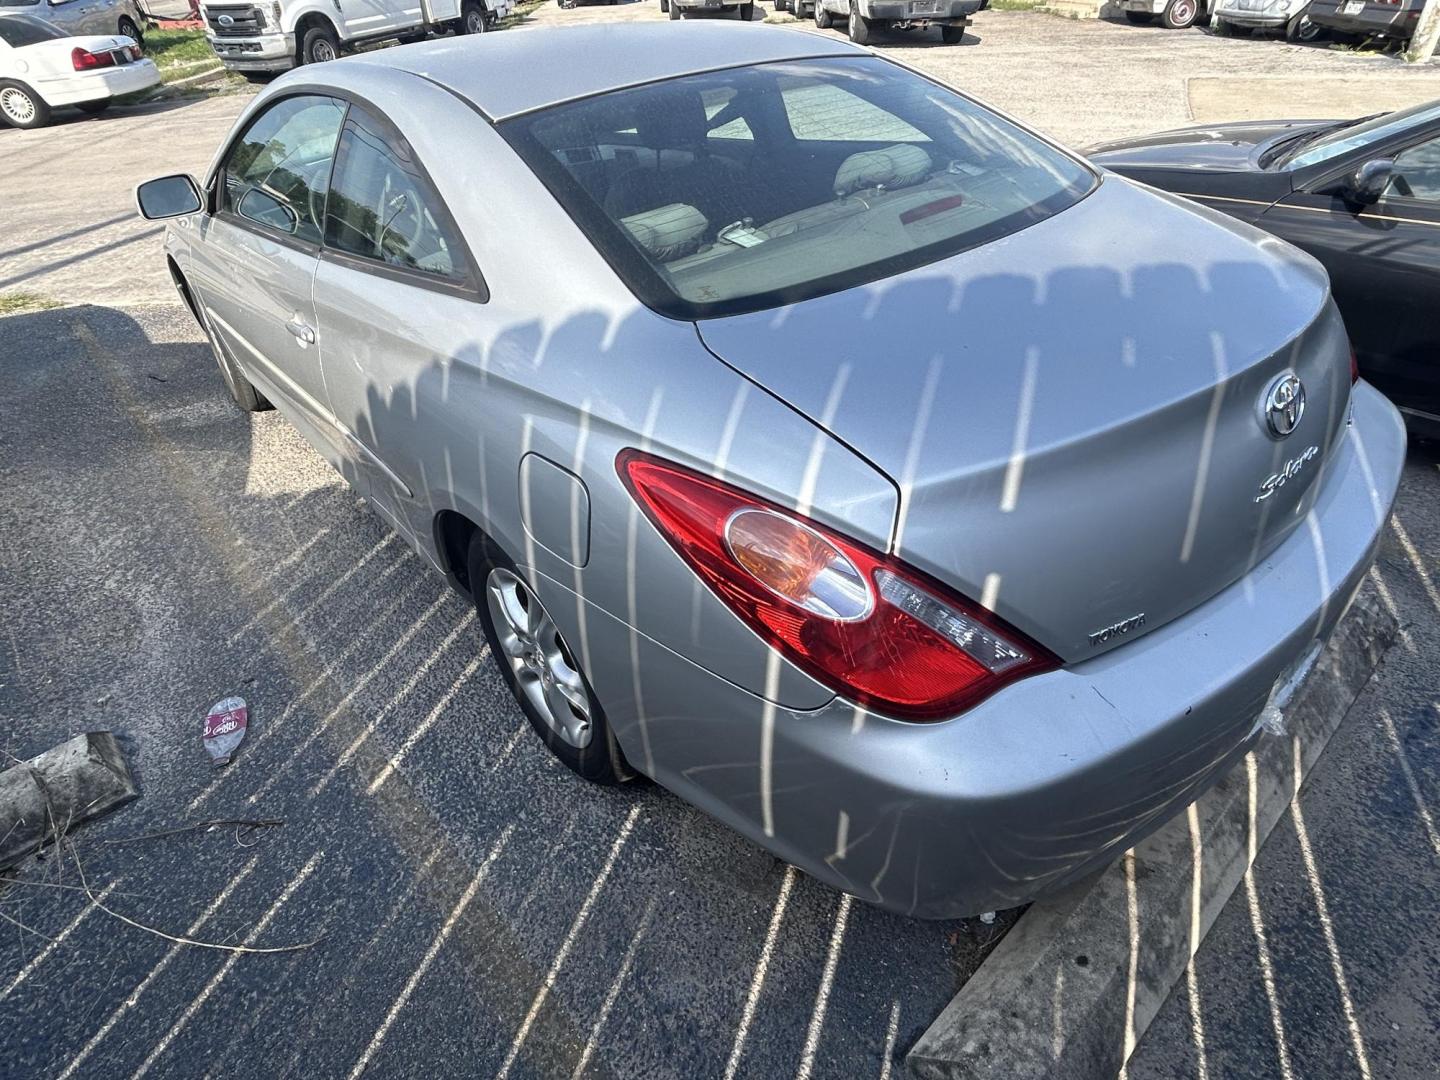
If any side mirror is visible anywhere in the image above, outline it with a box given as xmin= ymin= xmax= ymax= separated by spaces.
xmin=237 ymin=188 xmax=299 ymax=235
xmin=1343 ymin=158 xmax=1395 ymax=207
xmin=136 ymin=174 xmax=203 ymax=219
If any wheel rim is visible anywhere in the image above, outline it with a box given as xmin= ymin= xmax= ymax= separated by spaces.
xmin=1 ymin=87 xmax=35 ymax=125
xmin=311 ymin=39 xmax=336 ymax=62
xmin=1298 ymin=16 xmax=1319 ymax=39
xmin=467 ymin=9 xmax=484 ymax=31
xmin=486 ymin=568 xmax=593 ymax=749
xmin=1171 ymin=0 xmax=1194 ymax=22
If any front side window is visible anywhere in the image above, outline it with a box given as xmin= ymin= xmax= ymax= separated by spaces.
xmin=323 ymin=104 xmax=468 ymax=281
xmin=0 ymin=14 xmax=65 ymax=47
xmin=1387 ymin=135 xmax=1440 ymax=203
xmin=502 ymin=57 xmax=1094 ymax=318
xmin=220 ymin=95 xmax=346 ymax=244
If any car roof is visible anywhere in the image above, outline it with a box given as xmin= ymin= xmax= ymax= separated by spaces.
xmin=346 ymin=22 xmax=865 ymax=122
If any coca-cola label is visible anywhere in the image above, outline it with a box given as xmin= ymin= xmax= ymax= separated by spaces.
xmin=203 ymin=696 xmax=248 ymax=766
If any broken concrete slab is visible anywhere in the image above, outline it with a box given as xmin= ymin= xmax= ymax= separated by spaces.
xmin=0 ymin=732 xmax=139 ymax=870
xmin=907 ymin=584 xmax=1397 ymax=1080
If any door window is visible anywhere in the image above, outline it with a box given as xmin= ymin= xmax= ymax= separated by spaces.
xmin=1387 ymin=136 xmax=1440 ymax=203
xmin=323 ymin=105 xmax=469 ymax=282
xmin=220 ymin=95 xmax=346 ymax=244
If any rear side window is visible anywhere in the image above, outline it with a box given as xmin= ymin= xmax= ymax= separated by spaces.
xmin=221 ymin=95 xmax=346 ymax=244
xmin=0 ymin=13 xmax=65 ymax=47
xmin=324 ymin=104 xmax=468 ymax=282
xmin=501 ymin=57 xmax=1094 ymax=319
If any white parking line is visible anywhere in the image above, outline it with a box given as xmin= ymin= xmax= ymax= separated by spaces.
xmin=368 ymin=653 xmax=485 ymax=793
xmin=55 ymin=858 xmax=261 ymax=1080
xmin=795 ymin=892 xmax=854 ymax=1080
xmin=495 ymin=805 xmax=642 ymax=1080
xmin=569 ymin=900 xmax=657 ymax=1080
xmin=878 ymin=1001 xmax=901 ymax=1080
xmin=0 ymin=879 xmax=121 ymax=1001
xmin=1288 ymin=740 xmax=1372 ymax=1080
xmin=129 ymin=853 xmax=322 ymax=1079
xmin=308 ymin=610 xmax=476 ymax=797
xmin=723 ymin=865 xmax=797 ymax=1080
xmin=347 ymin=827 xmax=514 ymax=1079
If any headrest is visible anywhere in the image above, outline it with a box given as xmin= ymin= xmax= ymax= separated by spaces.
xmin=620 ymin=203 xmax=708 ymax=260
xmin=833 ymin=144 xmax=934 ymax=198
xmin=634 ymin=90 xmax=710 ymax=151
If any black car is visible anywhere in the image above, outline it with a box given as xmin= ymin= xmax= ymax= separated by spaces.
xmin=1090 ymin=101 xmax=1440 ymax=438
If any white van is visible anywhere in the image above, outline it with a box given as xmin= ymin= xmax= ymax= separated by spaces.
xmin=200 ymin=0 xmax=512 ymax=77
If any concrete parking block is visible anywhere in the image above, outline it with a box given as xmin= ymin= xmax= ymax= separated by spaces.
xmin=0 ymin=732 xmax=139 ymax=869
xmin=907 ymin=584 xmax=1397 ymax=1080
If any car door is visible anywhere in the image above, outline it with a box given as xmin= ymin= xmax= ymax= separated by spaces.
xmin=42 ymin=0 xmax=107 ymax=34
xmin=1260 ymin=128 xmax=1440 ymax=426
xmin=186 ymin=93 xmax=351 ymax=469
xmin=312 ymin=101 xmax=486 ymax=541
xmin=336 ymin=0 xmax=411 ymax=40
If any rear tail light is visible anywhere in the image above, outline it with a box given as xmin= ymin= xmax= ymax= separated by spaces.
xmin=72 ymin=47 xmax=117 ymax=71
xmin=1350 ymin=345 xmax=1360 ymax=384
xmin=619 ymin=451 xmax=1059 ymax=720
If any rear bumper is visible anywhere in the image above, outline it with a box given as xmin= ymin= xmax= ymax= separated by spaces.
xmin=559 ymin=382 xmax=1405 ymax=918
xmin=38 ymin=60 xmax=160 ymax=106
xmin=1307 ymin=2 xmax=1419 ymax=36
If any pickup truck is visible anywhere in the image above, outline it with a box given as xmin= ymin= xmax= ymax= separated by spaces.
xmin=200 ymin=0 xmax=512 ymax=77
xmin=780 ymin=0 xmax=988 ymax=45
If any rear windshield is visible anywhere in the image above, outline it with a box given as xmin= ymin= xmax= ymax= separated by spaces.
xmin=0 ymin=14 xmax=65 ymax=47
xmin=501 ymin=57 xmax=1095 ymax=319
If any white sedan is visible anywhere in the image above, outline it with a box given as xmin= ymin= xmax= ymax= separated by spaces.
xmin=0 ymin=12 xmax=157 ymax=129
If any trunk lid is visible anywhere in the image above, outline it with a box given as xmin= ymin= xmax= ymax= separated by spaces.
xmin=695 ymin=176 xmax=1352 ymax=662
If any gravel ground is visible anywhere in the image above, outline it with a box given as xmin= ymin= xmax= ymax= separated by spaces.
xmin=2 ymin=8 xmax=1439 ymax=1080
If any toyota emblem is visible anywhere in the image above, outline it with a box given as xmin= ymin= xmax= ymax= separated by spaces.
xmin=1262 ymin=372 xmax=1306 ymax=439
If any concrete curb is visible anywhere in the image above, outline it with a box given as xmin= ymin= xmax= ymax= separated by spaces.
xmin=907 ymin=584 xmax=1396 ymax=1080
xmin=0 ymin=732 xmax=139 ymax=869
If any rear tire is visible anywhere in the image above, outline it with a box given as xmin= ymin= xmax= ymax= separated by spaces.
xmin=77 ymin=98 xmax=112 ymax=115
xmin=0 ymin=80 xmax=50 ymax=129
xmin=941 ymin=23 xmax=965 ymax=41
xmin=847 ymin=1 xmax=874 ymax=42
xmin=461 ymin=1 xmax=487 ymax=33
xmin=470 ymin=536 xmax=631 ymax=786
xmin=660 ymin=0 xmax=670 ymax=10
xmin=740 ymin=0 xmax=754 ymax=15
xmin=670 ymin=0 xmax=682 ymax=16
xmin=815 ymin=1 xmax=834 ymax=26
xmin=1124 ymin=10 xmax=1154 ymax=22
xmin=118 ymin=15 xmax=143 ymax=42
xmin=1285 ymin=11 xmax=1323 ymax=40
xmin=1160 ymin=0 xmax=1198 ymax=28
xmin=299 ymin=23 xmax=340 ymax=63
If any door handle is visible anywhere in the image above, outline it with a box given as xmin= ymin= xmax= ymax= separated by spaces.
xmin=286 ymin=317 xmax=316 ymax=345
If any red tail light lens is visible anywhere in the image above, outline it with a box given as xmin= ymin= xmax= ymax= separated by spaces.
xmin=1350 ymin=345 xmax=1360 ymax=385
xmin=72 ymin=47 xmax=117 ymax=71
xmin=618 ymin=451 xmax=1059 ymax=720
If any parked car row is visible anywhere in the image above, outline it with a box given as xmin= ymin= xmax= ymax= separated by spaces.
xmin=197 ymin=0 xmax=512 ymax=77
xmin=1120 ymin=0 xmax=1423 ymax=43
xmin=134 ymin=23 xmax=1410 ymax=917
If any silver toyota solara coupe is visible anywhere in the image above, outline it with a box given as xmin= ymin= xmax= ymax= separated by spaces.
xmin=136 ymin=23 xmax=1406 ymax=918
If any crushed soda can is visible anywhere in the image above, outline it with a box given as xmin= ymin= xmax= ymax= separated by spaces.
xmin=203 ymin=696 xmax=248 ymax=767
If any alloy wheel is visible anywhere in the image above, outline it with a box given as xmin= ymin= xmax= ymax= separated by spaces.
xmin=1 ymin=87 xmax=35 ymax=125
xmin=485 ymin=568 xmax=593 ymax=749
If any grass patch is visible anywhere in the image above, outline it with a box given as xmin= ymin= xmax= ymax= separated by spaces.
xmin=0 ymin=294 xmax=61 ymax=316
xmin=499 ymin=0 xmax=549 ymax=27
xmin=142 ymin=28 xmax=226 ymax=83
